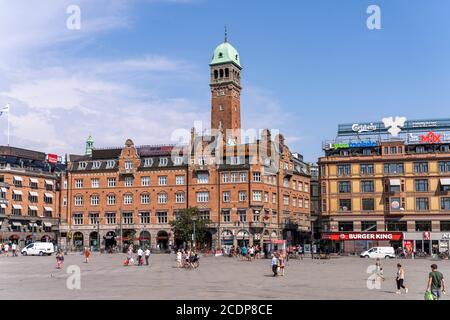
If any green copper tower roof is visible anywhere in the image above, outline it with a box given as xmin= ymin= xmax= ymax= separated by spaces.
xmin=210 ymin=38 xmax=241 ymax=68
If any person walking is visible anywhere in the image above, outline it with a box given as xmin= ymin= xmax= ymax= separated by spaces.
xmin=176 ymin=250 xmax=183 ymax=268
xmin=427 ymin=264 xmax=446 ymax=300
xmin=279 ymin=253 xmax=286 ymax=276
xmin=125 ymin=247 xmax=133 ymax=266
xmin=144 ymin=247 xmax=151 ymax=266
xmin=271 ymin=254 xmax=279 ymax=277
xmin=4 ymin=243 xmax=9 ymax=257
xmin=11 ymin=243 xmax=17 ymax=257
xmin=395 ymin=263 xmax=408 ymax=294
xmin=137 ymin=247 xmax=144 ymax=266
xmin=249 ymin=246 xmax=255 ymax=261
xmin=56 ymin=250 xmax=64 ymax=269
xmin=375 ymin=258 xmax=385 ymax=282
xmin=84 ymin=246 xmax=91 ymax=263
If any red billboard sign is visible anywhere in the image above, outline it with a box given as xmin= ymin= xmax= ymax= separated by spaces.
xmin=321 ymin=232 xmax=403 ymax=241
xmin=47 ymin=154 xmax=58 ymax=164
xmin=421 ymin=132 xmax=442 ymax=144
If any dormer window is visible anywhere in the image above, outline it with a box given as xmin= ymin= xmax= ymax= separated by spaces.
xmin=143 ymin=158 xmax=153 ymax=167
xmin=159 ymin=158 xmax=168 ymax=166
xmin=78 ymin=162 xmax=87 ymax=170
xmin=235 ymin=54 xmax=238 ymax=60
xmin=174 ymin=157 xmax=183 ymax=165
xmin=106 ymin=160 xmax=115 ymax=169
xmin=218 ymin=52 xmax=223 ymax=58
xmin=92 ymin=161 xmax=101 ymax=169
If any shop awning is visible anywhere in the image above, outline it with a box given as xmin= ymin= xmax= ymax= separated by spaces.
xmin=44 ymin=207 xmax=53 ymax=212
xmin=389 ymin=179 xmax=401 ymax=186
xmin=12 ymin=204 xmax=22 ymax=209
xmin=29 ymin=191 xmax=38 ymax=197
xmin=29 ymin=178 xmax=39 ymax=184
xmin=28 ymin=205 xmax=38 ymax=211
xmin=0 ymin=187 xmax=7 ymax=192
xmin=0 ymin=204 xmax=6 ymax=208
xmin=43 ymin=222 xmax=52 ymax=227
xmin=44 ymin=193 xmax=53 ymax=198
xmin=45 ymin=180 xmax=54 ymax=186
xmin=13 ymin=190 xmax=23 ymax=195
xmin=29 ymin=222 xmax=37 ymax=227
xmin=11 ymin=221 xmax=22 ymax=227
xmin=13 ymin=176 xmax=23 ymax=182
xmin=440 ymin=178 xmax=450 ymax=186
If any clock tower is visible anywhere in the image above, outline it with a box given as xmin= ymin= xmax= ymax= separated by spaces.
xmin=210 ymin=31 xmax=242 ymax=145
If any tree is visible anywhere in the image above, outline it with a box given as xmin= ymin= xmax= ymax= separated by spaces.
xmin=169 ymin=207 xmax=211 ymax=248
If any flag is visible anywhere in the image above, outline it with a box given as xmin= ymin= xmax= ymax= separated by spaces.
xmin=0 ymin=104 xmax=9 ymax=116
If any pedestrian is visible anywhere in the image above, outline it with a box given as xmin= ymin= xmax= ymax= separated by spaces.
xmin=298 ymin=244 xmax=304 ymax=260
xmin=375 ymin=258 xmax=385 ymax=281
xmin=144 ymin=247 xmax=150 ymax=266
xmin=395 ymin=263 xmax=408 ymax=294
xmin=4 ymin=243 xmax=9 ymax=257
xmin=137 ymin=247 xmax=144 ymax=266
xmin=84 ymin=246 xmax=90 ymax=263
xmin=279 ymin=253 xmax=286 ymax=276
xmin=56 ymin=250 xmax=64 ymax=269
xmin=427 ymin=264 xmax=446 ymax=300
xmin=11 ymin=243 xmax=17 ymax=257
xmin=271 ymin=254 xmax=278 ymax=277
xmin=241 ymin=246 xmax=247 ymax=261
xmin=176 ymin=250 xmax=183 ymax=268
xmin=249 ymin=246 xmax=254 ymax=261
xmin=125 ymin=247 xmax=133 ymax=266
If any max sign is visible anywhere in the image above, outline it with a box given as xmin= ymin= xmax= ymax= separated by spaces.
xmin=421 ymin=132 xmax=442 ymax=143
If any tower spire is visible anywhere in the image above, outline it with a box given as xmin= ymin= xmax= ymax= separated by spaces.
xmin=224 ymin=25 xmax=228 ymax=42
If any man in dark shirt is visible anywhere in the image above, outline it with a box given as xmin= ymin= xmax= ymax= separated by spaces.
xmin=427 ymin=264 xmax=446 ymax=300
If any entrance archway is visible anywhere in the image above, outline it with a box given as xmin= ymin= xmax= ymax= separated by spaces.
xmin=104 ymin=231 xmax=117 ymax=251
xmin=139 ymin=231 xmax=151 ymax=248
xmin=157 ymin=230 xmax=169 ymax=251
xmin=41 ymin=235 xmax=51 ymax=242
xmin=25 ymin=235 xmax=33 ymax=246
xmin=121 ymin=229 xmax=136 ymax=251
xmin=201 ymin=231 xmax=212 ymax=250
xmin=236 ymin=229 xmax=250 ymax=247
xmin=73 ymin=232 xmax=84 ymax=249
xmin=221 ymin=230 xmax=234 ymax=253
xmin=9 ymin=234 xmax=19 ymax=244
xmin=89 ymin=231 xmax=99 ymax=249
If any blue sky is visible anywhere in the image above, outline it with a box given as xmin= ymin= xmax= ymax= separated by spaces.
xmin=0 ymin=0 xmax=449 ymax=162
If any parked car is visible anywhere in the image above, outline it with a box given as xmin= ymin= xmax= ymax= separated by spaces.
xmin=21 ymin=242 xmax=55 ymax=256
xmin=360 ymin=247 xmax=395 ymax=259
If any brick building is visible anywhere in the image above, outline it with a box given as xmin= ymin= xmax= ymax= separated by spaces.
xmin=319 ymin=118 xmax=450 ymax=254
xmin=59 ymin=36 xmax=311 ymax=251
xmin=0 ymin=146 xmax=65 ymax=247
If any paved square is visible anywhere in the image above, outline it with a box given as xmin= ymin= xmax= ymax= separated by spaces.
xmin=0 ymin=253 xmax=448 ymax=299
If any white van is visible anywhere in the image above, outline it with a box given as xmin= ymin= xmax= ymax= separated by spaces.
xmin=360 ymin=247 xmax=395 ymax=259
xmin=21 ymin=242 xmax=55 ymax=256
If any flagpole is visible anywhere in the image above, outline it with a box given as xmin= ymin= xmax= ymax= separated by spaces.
xmin=7 ymin=104 xmax=10 ymax=146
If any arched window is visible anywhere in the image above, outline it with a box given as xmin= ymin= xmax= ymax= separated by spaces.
xmin=214 ymin=70 xmax=218 ymax=79
xmin=219 ymin=69 xmax=224 ymax=78
xmin=225 ymin=68 xmax=229 ymax=77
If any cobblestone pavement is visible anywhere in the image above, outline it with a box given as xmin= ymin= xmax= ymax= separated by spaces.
xmin=1 ymin=253 xmax=448 ymax=299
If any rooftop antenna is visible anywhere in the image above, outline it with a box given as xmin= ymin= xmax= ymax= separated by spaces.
xmin=224 ymin=25 xmax=228 ymax=42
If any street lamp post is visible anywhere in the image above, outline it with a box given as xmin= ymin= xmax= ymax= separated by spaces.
xmin=192 ymin=215 xmax=197 ymax=250
xmin=97 ymin=215 xmax=101 ymax=252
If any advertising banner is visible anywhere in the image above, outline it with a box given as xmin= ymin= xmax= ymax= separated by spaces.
xmin=321 ymin=232 xmax=403 ymax=241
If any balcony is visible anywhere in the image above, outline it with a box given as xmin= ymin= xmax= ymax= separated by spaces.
xmin=119 ymin=168 xmax=135 ymax=176
xmin=192 ymin=164 xmax=209 ymax=172
xmin=284 ymin=169 xmax=294 ymax=177
xmin=249 ymin=222 xmax=265 ymax=229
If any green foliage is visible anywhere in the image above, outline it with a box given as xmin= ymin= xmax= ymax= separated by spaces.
xmin=169 ymin=207 xmax=211 ymax=244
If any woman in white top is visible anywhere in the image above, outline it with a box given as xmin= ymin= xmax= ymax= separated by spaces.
xmin=176 ymin=250 xmax=183 ymax=268
xmin=396 ymin=263 xmax=408 ymax=294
